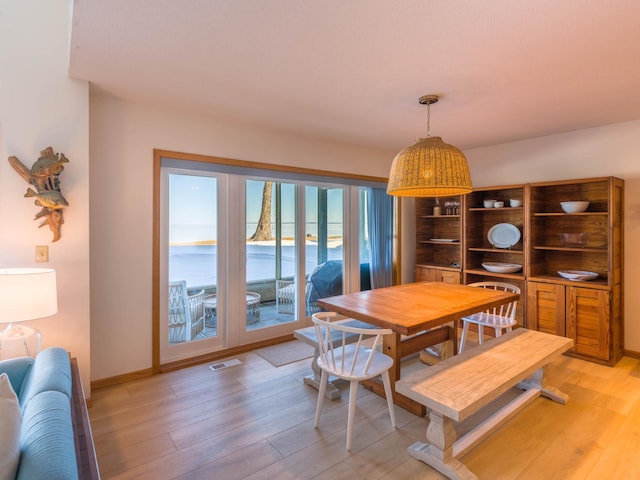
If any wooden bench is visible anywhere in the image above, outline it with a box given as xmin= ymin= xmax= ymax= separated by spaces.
xmin=294 ymin=318 xmax=374 ymax=400
xmin=396 ymin=328 xmax=573 ymax=480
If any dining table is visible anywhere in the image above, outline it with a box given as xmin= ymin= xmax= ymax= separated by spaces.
xmin=316 ymin=281 xmax=520 ymax=416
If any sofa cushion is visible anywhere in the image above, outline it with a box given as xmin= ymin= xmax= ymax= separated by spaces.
xmin=0 ymin=373 xmax=21 ymax=480
xmin=18 ymin=348 xmax=72 ymax=408
xmin=0 ymin=357 xmax=34 ymax=399
xmin=17 ymin=390 xmax=78 ymax=480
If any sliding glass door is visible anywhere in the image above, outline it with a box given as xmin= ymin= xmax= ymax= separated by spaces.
xmin=245 ymin=180 xmax=301 ymax=332
xmin=161 ymin=170 xmax=224 ymax=363
xmin=156 ymin=152 xmax=394 ymax=366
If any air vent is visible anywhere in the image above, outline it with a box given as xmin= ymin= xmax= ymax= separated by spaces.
xmin=209 ymin=359 xmax=241 ymax=371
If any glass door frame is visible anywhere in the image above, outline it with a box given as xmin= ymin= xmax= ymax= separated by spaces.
xmin=159 ymin=167 xmax=226 ymax=365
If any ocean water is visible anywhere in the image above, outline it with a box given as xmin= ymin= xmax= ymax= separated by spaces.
xmin=170 ymin=222 xmax=344 ymax=244
xmin=169 ymin=243 xmax=344 ymax=288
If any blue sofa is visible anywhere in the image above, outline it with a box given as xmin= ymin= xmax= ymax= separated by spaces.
xmin=0 ymin=347 xmax=99 ymax=479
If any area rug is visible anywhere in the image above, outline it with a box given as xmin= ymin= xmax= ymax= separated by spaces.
xmin=255 ymin=340 xmax=315 ymax=367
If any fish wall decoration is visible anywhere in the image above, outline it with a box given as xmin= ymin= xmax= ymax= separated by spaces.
xmin=8 ymin=147 xmax=70 ymax=242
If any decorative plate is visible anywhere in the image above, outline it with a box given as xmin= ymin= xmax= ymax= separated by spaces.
xmin=482 ymin=262 xmax=523 ymax=273
xmin=487 ymin=223 xmax=521 ymax=249
xmin=557 ymin=270 xmax=599 ymax=281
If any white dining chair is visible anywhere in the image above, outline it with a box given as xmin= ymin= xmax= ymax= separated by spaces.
xmin=311 ymin=312 xmax=396 ymax=451
xmin=458 ymin=281 xmax=520 ymax=353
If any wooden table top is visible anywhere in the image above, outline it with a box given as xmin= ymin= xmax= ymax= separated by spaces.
xmin=317 ymin=282 xmax=519 ymax=336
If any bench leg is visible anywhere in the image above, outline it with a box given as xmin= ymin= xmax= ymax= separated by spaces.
xmin=517 ymin=367 xmax=569 ymax=405
xmin=407 ymin=411 xmax=478 ymax=480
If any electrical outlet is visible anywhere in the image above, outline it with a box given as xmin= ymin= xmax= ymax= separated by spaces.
xmin=35 ymin=245 xmax=49 ymax=263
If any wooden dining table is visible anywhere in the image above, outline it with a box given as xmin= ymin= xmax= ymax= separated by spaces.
xmin=317 ymin=281 xmax=520 ymax=416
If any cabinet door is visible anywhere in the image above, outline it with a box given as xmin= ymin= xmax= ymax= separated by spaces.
xmin=440 ymin=270 xmax=461 ymax=284
xmin=566 ymin=286 xmax=610 ymax=361
xmin=415 ymin=266 xmax=460 ymax=284
xmin=527 ymin=282 xmax=565 ymax=335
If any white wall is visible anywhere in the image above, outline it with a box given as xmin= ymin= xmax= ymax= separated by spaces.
xmin=0 ymin=1 xmax=91 ymax=389
xmin=89 ymin=94 xmax=393 ymax=380
xmin=465 ymin=120 xmax=640 ymax=351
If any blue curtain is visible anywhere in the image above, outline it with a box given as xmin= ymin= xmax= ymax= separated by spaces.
xmin=366 ymin=187 xmax=393 ymax=289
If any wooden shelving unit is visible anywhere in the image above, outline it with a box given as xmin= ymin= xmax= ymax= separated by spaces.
xmin=414 ymin=176 xmax=624 ymax=365
xmin=415 ymin=196 xmax=463 ymax=284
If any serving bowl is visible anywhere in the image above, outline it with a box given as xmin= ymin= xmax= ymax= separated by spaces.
xmin=557 ymin=270 xmax=598 ymax=281
xmin=559 ymin=232 xmax=590 ymax=248
xmin=561 ymin=201 xmax=589 ymax=213
xmin=482 ymin=262 xmax=522 ymax=273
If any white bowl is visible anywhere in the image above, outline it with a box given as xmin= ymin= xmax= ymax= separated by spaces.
xmin=557 ymin=270 xmax=598 ymax=281
xmin=509 ymin=199 xmax=522 ymax=207
xmin=482 ymin=262 xmax=523 ymax=273
xmin=561 ymin=201 xmax=589 ymax=213
xmin=483 ymin=199 xmax=497 ymax=208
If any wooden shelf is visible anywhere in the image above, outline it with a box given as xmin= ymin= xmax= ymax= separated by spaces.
xmin=469 ymin=207 xmax=523 ymax=212
xmin=533 ymin=212 xmax=608 ymax=217
xmin=528 ymin=274 xmax=609 ymax=289
xmin=415 ymin=176 xmax=624 ymax=365
xmin=468 ymin=247 xmax=524 ymax=254
xmin=533 ymin=246 xmax=607 ymax=253
xmin=419 ymin=240 xmax=461 ymax=246
xmin=416 ymin=263 xmax=461 ymax=272
xmin=464 ymin=268 xmax=525 ymax=281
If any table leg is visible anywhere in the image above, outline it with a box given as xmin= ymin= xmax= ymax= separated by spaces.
xmin=302 ymin=347 xmax=343 ymax=400
xmin=384 ymin=332 xmax=402 ymax=384
xmin=362 ymin=331 xmax=427 ymax=416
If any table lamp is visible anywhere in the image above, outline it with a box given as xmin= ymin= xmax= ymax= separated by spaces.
xmin=0 ymin=268 xmax=57 ymax=359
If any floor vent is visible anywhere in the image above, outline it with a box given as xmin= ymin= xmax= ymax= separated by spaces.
xmin=209 ymin=359 xmax=242 ymax=371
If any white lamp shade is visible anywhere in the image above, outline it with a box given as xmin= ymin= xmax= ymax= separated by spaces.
xmin=0 ymin=268 xmax=57 ymax=323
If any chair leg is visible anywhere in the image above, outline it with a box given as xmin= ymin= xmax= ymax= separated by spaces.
xmin=459 ymin=320 xmax=470 ymax=353
xmin=381 ymin=370 xmax=397 ymax=428
xmin=478 ymin=324 xmax=484 ymax=345
xmin=346 ymin=380 xmax=359 ymax=451
xmin=314 ymin=370 xmax=329 ymax=428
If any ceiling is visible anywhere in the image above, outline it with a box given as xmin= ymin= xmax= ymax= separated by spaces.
xmin=69 ymin=0 xmax=640 ymax=152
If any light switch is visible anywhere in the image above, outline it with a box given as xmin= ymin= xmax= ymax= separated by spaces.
xmin=35 ymin=245 xmax=49 ymax=263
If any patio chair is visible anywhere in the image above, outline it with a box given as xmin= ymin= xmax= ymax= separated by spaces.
xmin=458 ymin=281 xmax=520 ymax=353
xmin=275 ymin=277 xmax=310 ymax=315
xmin=312 ymin=311 xmax=396 ymax=450
xmin=168 ymin=280 xmax=206 ymax=342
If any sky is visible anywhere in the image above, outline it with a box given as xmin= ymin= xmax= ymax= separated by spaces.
xmin=169 ymin=174 xmax=344 ymax=241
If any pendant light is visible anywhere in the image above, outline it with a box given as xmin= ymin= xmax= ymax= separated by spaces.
xmin=387 ymin=95 xmax=472 ymax=197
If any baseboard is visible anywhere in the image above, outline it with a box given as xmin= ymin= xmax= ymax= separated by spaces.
xmin=91 ymin=334 xmax=295 ymax=389
xmin=624 ymin=349 xmax=640 ymax=359
xmin=159 ymin=334 xmax=294 ymax=373
xmin=91 ymin=367 xmax=154 ymax=390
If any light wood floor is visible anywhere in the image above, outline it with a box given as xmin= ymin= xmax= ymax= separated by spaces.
xmin=89 ymin=343 xmax=640 ymax=479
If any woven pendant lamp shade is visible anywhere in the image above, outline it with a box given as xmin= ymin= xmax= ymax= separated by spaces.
xmin=387 ymin=136 xmax=472 ymax=197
